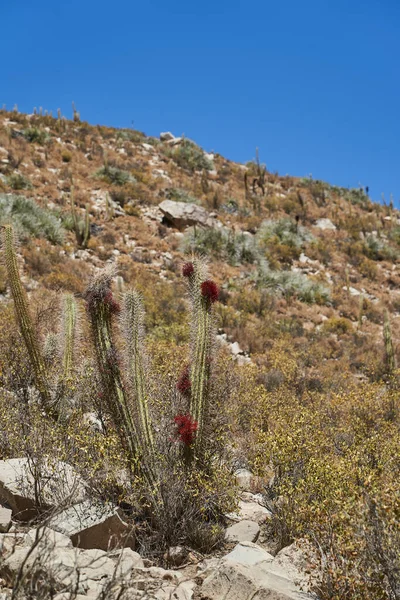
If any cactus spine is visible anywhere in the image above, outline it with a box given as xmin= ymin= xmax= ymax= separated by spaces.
xmin=121 ymin=291 xmax=153 ymax=451
xmin=186 ymin=260 xmax=216 ymax=454
xmin=2 ymin=225 xmax=54 ymax=416
xmin=384 ymin=309 xmax=396 ymax=374
xmin=61 ymin=293 xmax=78 ymax=380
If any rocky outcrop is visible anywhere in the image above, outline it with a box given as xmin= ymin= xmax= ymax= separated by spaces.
xmin=159 ymin=200 xmax=218 ymax=229
xmin=199 ymin=541 xmax=313 ymax=600
xmin=48 ymin=499 xmax=134 ymax=550
xmin=0 ymin=458 xmax=86 ymax=521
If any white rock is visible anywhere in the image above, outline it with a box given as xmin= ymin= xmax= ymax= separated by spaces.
xmin=0 ymin=507 xmax=12 ymax=533
xmin=160 ymin=132 xmax=175 ymax=142
xmin=225 ymin=520 xmax=260 ymax=543
xmin=0 ymin=458 xmax=86 ymax=521
xmin=226 ymin=500 xmax=271 ymax=524
xmin=234 ymin=468 xmax=253 ymax=490
xmin=230 ymin=342 xmax=243 ymax=356
xmin=314 ymin=218 xmax=336 ymax=231
xmin=48 ymin=499 xmax=134 ymax=550
xmin=224 ymin=541 xmax=274 ymax=566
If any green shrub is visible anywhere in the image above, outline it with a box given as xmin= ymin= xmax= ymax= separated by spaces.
xmin=95 ymin=165 xmax=135 ymax=186
xmin=181 ymin=227 xmax=258 ymax=266
xmin=166 ymin=188 xmax=200 ymax=204
xmin=254 ymin=262 xmax=331 ymax=304
xmin=0 ymin=194 xmax=63 ymax=243
xmin=167 ymin=140 xmax=213 ymax=173
xmin=257 ymin=218 xmax=313 ymax=250
xmin=7 ymin=173 xmax=32 ymax=190
xmin=22 ymin=127 xmax=50 ymax=145
xmin=364 ymin=234 xmax=398 ymax=261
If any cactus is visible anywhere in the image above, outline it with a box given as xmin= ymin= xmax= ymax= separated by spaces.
xmin=358 ymin=294 xmax=364 ymax=329
xmin=121 ymin=290 xmax=153 ymax=451
xmin=84 ymin=268 xmax=156 ymax=483
xmin=1 ymin=225 xmax=54 ymax=416
xmin=70 ymin=187 xmax=91 ymax=248
xmin=383 ymin=309 xmax=397 ymax=374
xmin=183 ymin=259 xmax=218 ymax=455
xmin=61 ymin=293 xmax=78 ymax=380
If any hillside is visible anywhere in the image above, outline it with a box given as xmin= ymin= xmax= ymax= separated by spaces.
xmin=0 ymin=108 xmax=399 ymax=600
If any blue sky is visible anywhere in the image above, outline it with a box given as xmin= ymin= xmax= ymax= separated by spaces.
xmin=2 ymin=0 xmax=400 ymax=205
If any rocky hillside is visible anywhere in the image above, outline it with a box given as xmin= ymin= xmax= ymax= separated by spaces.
xmin=0 ymin=108 xmax=399 ymax=600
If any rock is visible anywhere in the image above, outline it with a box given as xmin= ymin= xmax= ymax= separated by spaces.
xmin=234 ymin=468 xmax=253 ymax=490
xmin=225 ymin=520 xmax=260 ymax=543
xmin=226 ymin=499 xmax=271 ymax=524
xmin=0 ymin=532 xmax=25 ymax=558
xmin=165 ymin=545 xmax=188 ymax=566
xmin=230 ymin=341 xmax=243 ymax=356
xmin=342 ymin=285 xmax=361 ymax=296
xmin=171 ymin=580 xmax=196 ymax=599
xmin=110 ymin=547 xmax=144 ymax=575
xmin=0 ymin=507 xmax=12 ymax=532
xmin=0 ymin=458 xmax=86 ymax=521
xmin=236 ymin=355 xmax=252 ymax=367
xmin=159 ymin=200 xmax=217 ymax=230
xmin=24 ymin=526 xmax=73 ymax=549
xmin=200 ymin=559 xmax=311 ymax=600
xmin=48 ymin=499 xmax=134 ymax=550
xmin=314 ymin=218 xmax=336 ymax=231
xmin=266 ymin=542 xmax=314 ymax=592
xmin=160 ymin=132 xmax=175 ymax=142
xmin=224 ymin=541 xmax=274 ymax=566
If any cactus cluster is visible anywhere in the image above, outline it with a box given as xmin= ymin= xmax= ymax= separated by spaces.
xmin=1 ymin=224 xmax=79 ymax=419
xmin=2 ymin=229 xmax=220 ymax=492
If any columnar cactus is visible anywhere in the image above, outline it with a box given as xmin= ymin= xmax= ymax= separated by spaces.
xmin=61 ymin=293 xmax=78 ymax=380
xmin=2 ymin=224 xmax=54 ymax=416
xmin=121 ymin=290 xmax=153 ymax=451
xmin=182 ymin=259 xmax=218 ymax=454
xmin=84 ymin=268 xmax=140 ymax=461
xmin=383 ymin=309 xmax=397 ymax=374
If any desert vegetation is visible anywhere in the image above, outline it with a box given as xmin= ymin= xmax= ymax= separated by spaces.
xmin=0 ymin=107 xmax=399 ymax=599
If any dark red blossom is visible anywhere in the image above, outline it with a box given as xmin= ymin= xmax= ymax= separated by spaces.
xmin=85 ymin=289 xmax=121 ymax=315
xmin=104 ymin=291 xmax=121 ymax=314
xmin=182 ymin=262 xmax=195 ymax=278
xmin=201 ymin=280 xmax=219 ymax=304
xmin=174 ymin=414 xmax=198 ymax=446
xmin=176 ymin=365 xmax=191 ymax=396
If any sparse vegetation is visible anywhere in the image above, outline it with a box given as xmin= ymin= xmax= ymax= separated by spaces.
xmin=0 ymin=194 xmax=63 ymax=243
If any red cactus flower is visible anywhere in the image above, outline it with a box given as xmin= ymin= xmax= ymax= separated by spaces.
xmin=104 ymin=290 xmax=121 ymax=314
xmin=201 ymin=280 xmax=219 ymax=304
xmin=177 ymin=365 xmax=191 ymax=396
xmin=182 ymin=262 xmax=195 ymax=278
xmin=174 ymin=414 xmax=198 ymax=446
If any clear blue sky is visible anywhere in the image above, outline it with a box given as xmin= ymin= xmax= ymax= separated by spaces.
xmin=2 ymin=0 xmax=400 ymax=205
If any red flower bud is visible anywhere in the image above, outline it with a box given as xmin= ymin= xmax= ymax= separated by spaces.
xmin=201 ymin=280 xmax=219 ymax=304
xmin=182 ymin=262 xmax=195 ymax=278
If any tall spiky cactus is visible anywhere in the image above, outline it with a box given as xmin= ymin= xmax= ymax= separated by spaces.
xmin=85 ymin=269 xmax=139 ymax=459
xmin=1 ymin=225 xmax=54 ymax=416
xmin=60 ymin=293 xmax=78 ymax=380
xmin=121 ymin=290 xmax=153 ymax=451
xmin=182 ymin=259 xmax=218 ymax=455
xmin=384 ymin=309 xmax=397 ymax=374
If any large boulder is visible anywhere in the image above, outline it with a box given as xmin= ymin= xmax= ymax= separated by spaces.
xmin=48 ymin=499 xmax=134 ymax=551
xmin=0 ymin=458 xmax=86 ymax=521
xmin=159 ymin=200 xmax=217 ymax=230
xmin=200 ymin=542 xmax=313 ymax=600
